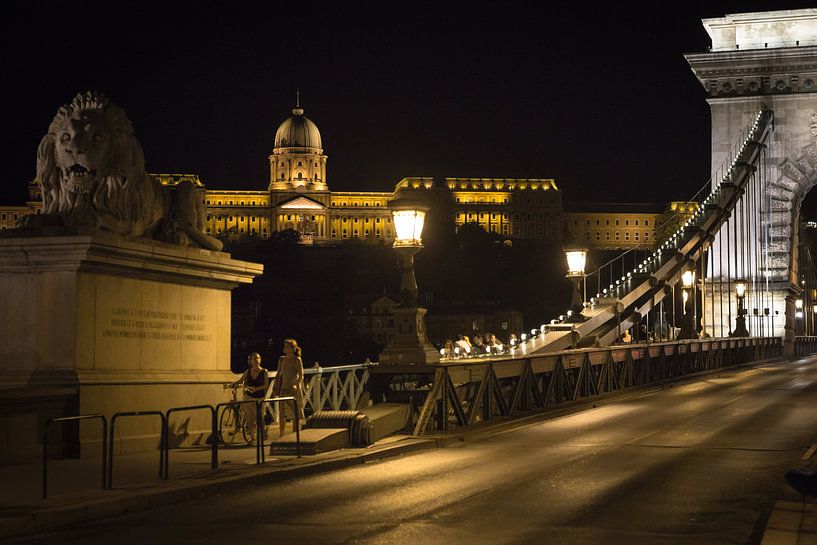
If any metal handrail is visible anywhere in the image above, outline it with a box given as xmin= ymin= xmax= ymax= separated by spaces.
xmin=260 ymin=396 xmax=300 ymax=459
xmin=214 ymin=399 xmax=264 ymax=464
xmin=42 ymin=414 xmax=107 ymax=499
xmin=164 ymin=405 xmax=217 ymax=478
xmin=109 ymin=411 xmax=167 ymax=488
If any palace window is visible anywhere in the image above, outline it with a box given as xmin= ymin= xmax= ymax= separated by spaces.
xmin=625 ymin=232 xmax=630 ymax=240
xmin=635 ymin=219 xmax=639 ymax=226
xmin=615 ymin=232 xmax=620 ymax=240
xmin=644 ymin=220 xmax=649 ymax=226
xmin=615 ymin=219 xmax=620 ymax=226
xmin=625 ymin=219 xmax=630 ymax=226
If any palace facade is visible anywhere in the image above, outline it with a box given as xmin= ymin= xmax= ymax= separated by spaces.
xmin=1 ymin=102 xmax=693 ymax=250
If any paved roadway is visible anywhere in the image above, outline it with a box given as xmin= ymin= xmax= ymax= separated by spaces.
xmin=11 ymin=358 xmax=817 ymax=545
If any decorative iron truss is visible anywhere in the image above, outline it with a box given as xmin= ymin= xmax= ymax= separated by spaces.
xmin=373 ymin=337 xmax=782 ymax=435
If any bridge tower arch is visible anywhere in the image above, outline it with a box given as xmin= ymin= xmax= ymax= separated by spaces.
xmin=686 ymin=9 xmax=817 ymax=354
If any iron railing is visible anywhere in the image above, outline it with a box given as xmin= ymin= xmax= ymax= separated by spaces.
xmin=374 ymin=336 xmax=782 ymax=435
xmin=795 ymin=336 xmax=817 ymax=357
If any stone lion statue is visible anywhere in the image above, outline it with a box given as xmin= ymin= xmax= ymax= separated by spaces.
xmin=19 ymin=92 xmax=223 ymax=251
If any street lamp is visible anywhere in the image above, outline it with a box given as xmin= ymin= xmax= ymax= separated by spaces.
xmin=378 ymin=199 xmax=440 ymax=365
xmin=732 ymin=279 xmax=749 ymax=337
xmin=564 ymin=247 xmax=587 ymax=323
xmin=678 ymin=269 xmax=696 ymax=339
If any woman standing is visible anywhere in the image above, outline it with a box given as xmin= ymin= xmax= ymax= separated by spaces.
xmin=229 ymin=352 xmax=269 ymax=444
xmin=274 ymin=338 xmax=305 ymax=438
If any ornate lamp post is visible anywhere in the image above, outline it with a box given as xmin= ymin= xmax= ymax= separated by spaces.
xmin=378 ymin=199 xmax=440 ymax=365
xmin=564 ymin=247 xmax=587 ymax=323
xmin=732 ymin=279 xmax=750 ymax=337
xmin=678 ymin=269 xmax=696 ymax=339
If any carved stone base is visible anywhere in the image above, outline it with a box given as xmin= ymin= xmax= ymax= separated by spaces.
xmin=0 ymin=230 xmax=262 ymax=461
xmin=379 ymin=307 xmax=441 ymax=365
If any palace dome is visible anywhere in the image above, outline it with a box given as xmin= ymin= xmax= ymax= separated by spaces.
xmin=274 ymin=107 xmax=322 ymax=150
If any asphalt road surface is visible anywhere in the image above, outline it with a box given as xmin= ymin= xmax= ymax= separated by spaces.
xmin=12 ymin=358 xmax=817 ymax=545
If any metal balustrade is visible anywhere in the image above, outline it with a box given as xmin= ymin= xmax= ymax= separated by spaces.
xmin=374 ymin=336 xmax=782 ymax=435
xmin=263 ymin=362 xmax=374 ymax=421
xmin=795 ymin=336 xmax=817 ymax=357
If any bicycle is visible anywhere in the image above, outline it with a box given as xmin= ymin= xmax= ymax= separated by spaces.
xmin=219 ymin=384 xmax=251 ymax=445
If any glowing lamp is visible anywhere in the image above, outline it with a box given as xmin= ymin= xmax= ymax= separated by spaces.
xmin=681 ymin=270 xmax=696 ymax=289
xmin=796 ymin=298 xmax=804 ymax=310
xmin=391 ymin=207 xmax=427 ymax=247
xmin=565 ymin=248 xmax=588 ymax=277
xmin=734 ymin=280 xmax=747 ymax=299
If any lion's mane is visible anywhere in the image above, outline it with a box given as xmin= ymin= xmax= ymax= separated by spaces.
xmin=36 ymin=92 xmax=163 ymax=235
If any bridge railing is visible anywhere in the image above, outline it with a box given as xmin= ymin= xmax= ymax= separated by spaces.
xmin=262 ymin=362 xmax=374 ymax=423
xmin=373 ymin=336 xmax=781 ymax=435
xmin=795 ymin=336 xmax=817 ymax=357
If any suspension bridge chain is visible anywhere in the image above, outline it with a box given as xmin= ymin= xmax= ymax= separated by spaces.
xmin=530 ymin=108 xmax=774 ymax=354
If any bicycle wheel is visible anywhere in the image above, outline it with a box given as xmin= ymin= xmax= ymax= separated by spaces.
xmin=219 ymin=406 xmax=240 ymax=445
xmin=240 ymin=406 xmax=253 ymax=444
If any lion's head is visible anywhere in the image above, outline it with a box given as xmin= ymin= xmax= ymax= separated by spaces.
xmin=37 ymin=92 xmax=161 ymax=231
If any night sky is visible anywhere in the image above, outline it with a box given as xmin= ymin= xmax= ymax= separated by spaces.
xmin=2 ymin=1 xmax=814 ymax=207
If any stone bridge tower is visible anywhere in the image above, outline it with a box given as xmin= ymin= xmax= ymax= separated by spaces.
xmin=686 ymin=9 xmax=817 ymax=351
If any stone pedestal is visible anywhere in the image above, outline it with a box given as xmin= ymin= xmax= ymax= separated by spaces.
xmin=0 ymin=229 xmax=263 ymax=462
xmin=378 ymin=307 xmax=440 ymax=365
xmin=701 ymin=280 xmax=794 ymax=343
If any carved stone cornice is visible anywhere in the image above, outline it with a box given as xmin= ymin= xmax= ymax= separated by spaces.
xmin=0 ymin=230 xmax=263 ymax=289
xmin=685 ymin=47 xmax=817 ymax=96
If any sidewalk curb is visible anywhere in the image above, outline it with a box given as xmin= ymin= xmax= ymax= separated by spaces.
xmin=0 ymin=438 xmax=436 ymax=540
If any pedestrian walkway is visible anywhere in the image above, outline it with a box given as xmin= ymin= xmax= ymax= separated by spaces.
xmin=3 ymin=369 xmax=816 ymax=543
xmin=0 ymin=434 xmax=434 ymax=540
xmin=761 ymin=499 xmax=817 ymax=545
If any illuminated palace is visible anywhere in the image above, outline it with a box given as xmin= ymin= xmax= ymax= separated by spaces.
xmin=1 ymin=103 xmax=694 ymax=248
xmin=194 ymin=103 xmax=562 ymax=244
